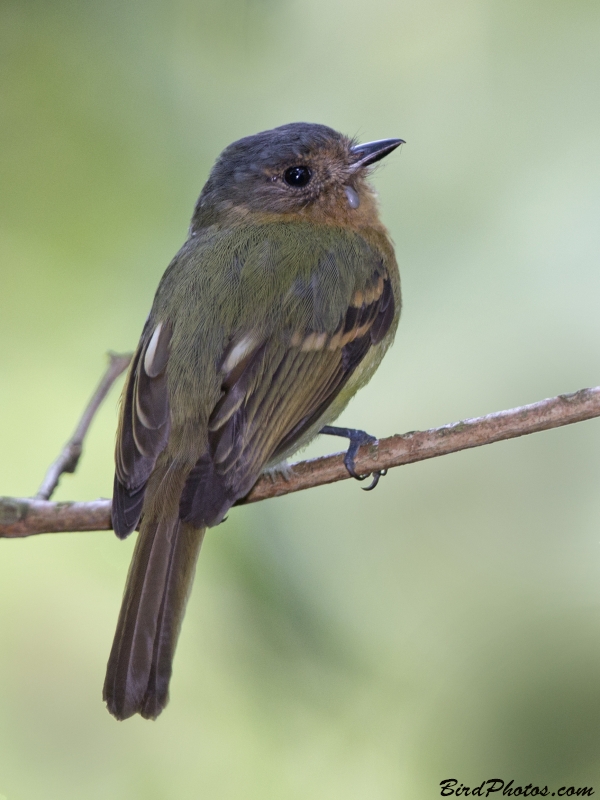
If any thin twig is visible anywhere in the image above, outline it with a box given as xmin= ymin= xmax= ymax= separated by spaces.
xmin=2 ymin=385 xmax=599 ymax=538
xmin=35 ymin=352 xmax=132 ymax=500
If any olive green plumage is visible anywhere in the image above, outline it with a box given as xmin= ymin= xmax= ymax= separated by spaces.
xmin=104 ymin=122 xmax=402 ymax=720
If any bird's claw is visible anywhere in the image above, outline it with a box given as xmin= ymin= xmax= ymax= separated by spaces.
xmin=320 ymin=425 xmax=387 ymax=490
xmin=361 ymin=468 xmax=388 ymax=491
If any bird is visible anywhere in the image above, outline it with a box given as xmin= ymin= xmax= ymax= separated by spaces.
xmin=103 ymin=122 xmax=403 ymax=720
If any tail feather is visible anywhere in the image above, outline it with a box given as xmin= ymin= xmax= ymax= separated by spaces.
xmin=103 ymin=513 xmax=205 ymax=720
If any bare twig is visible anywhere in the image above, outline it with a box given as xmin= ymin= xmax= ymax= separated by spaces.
xmin=35 ymin=353 xmax=132 ymax=500
xmin=2 ymin=385 xmax=599 ymax=539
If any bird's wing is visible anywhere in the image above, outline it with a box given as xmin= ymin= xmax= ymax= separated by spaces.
xmin=112 ymin=320 xmax=172 ymax=538
xmin=179 ymin=262 xmax=396 ymax=528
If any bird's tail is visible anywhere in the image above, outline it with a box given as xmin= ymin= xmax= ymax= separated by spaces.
xmin=103 ymin=510 xmax=205 ymax=721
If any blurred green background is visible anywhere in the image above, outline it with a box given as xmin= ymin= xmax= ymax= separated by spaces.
xmin=2 ymin=0 xmax=600 ymax=797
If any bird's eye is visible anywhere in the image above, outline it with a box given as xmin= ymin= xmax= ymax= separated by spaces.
xmin=283 ymin=166 xmax=312 ymax=188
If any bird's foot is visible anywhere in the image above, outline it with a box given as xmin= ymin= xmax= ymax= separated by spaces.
xmin=319 ymin=425 xmax=387 ymax=491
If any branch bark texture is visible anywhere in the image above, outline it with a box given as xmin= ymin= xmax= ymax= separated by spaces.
xmin=2 ymin=386 xmax=599 ymax=539
xmin=36 ymin=353 xmax=132 ymax=500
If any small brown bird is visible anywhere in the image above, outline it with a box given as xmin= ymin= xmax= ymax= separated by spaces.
xmin=104 ymin=122 xmax=403 ymax=720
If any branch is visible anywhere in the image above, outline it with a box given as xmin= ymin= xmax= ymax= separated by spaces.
xmin=35 ymin=353 xmax=132 ymax=500
xmin=2 ymin=385 xmax=599 ymax=538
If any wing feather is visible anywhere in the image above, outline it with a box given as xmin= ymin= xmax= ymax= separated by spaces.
xmin=113 ymin=320 xmax=172 ymax=539
xmin=179 ymin=268 xmax=396 ymax=528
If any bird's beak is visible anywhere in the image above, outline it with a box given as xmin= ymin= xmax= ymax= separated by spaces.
xmin=349 ymin=138 xmax=404 ymax=170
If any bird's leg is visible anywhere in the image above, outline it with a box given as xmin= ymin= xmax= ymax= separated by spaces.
xmin=319 ymin=426 xmax=387 ymax=491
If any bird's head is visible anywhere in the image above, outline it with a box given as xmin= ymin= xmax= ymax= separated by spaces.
xmin=191 ymin=122 xmax=403 ymax=231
